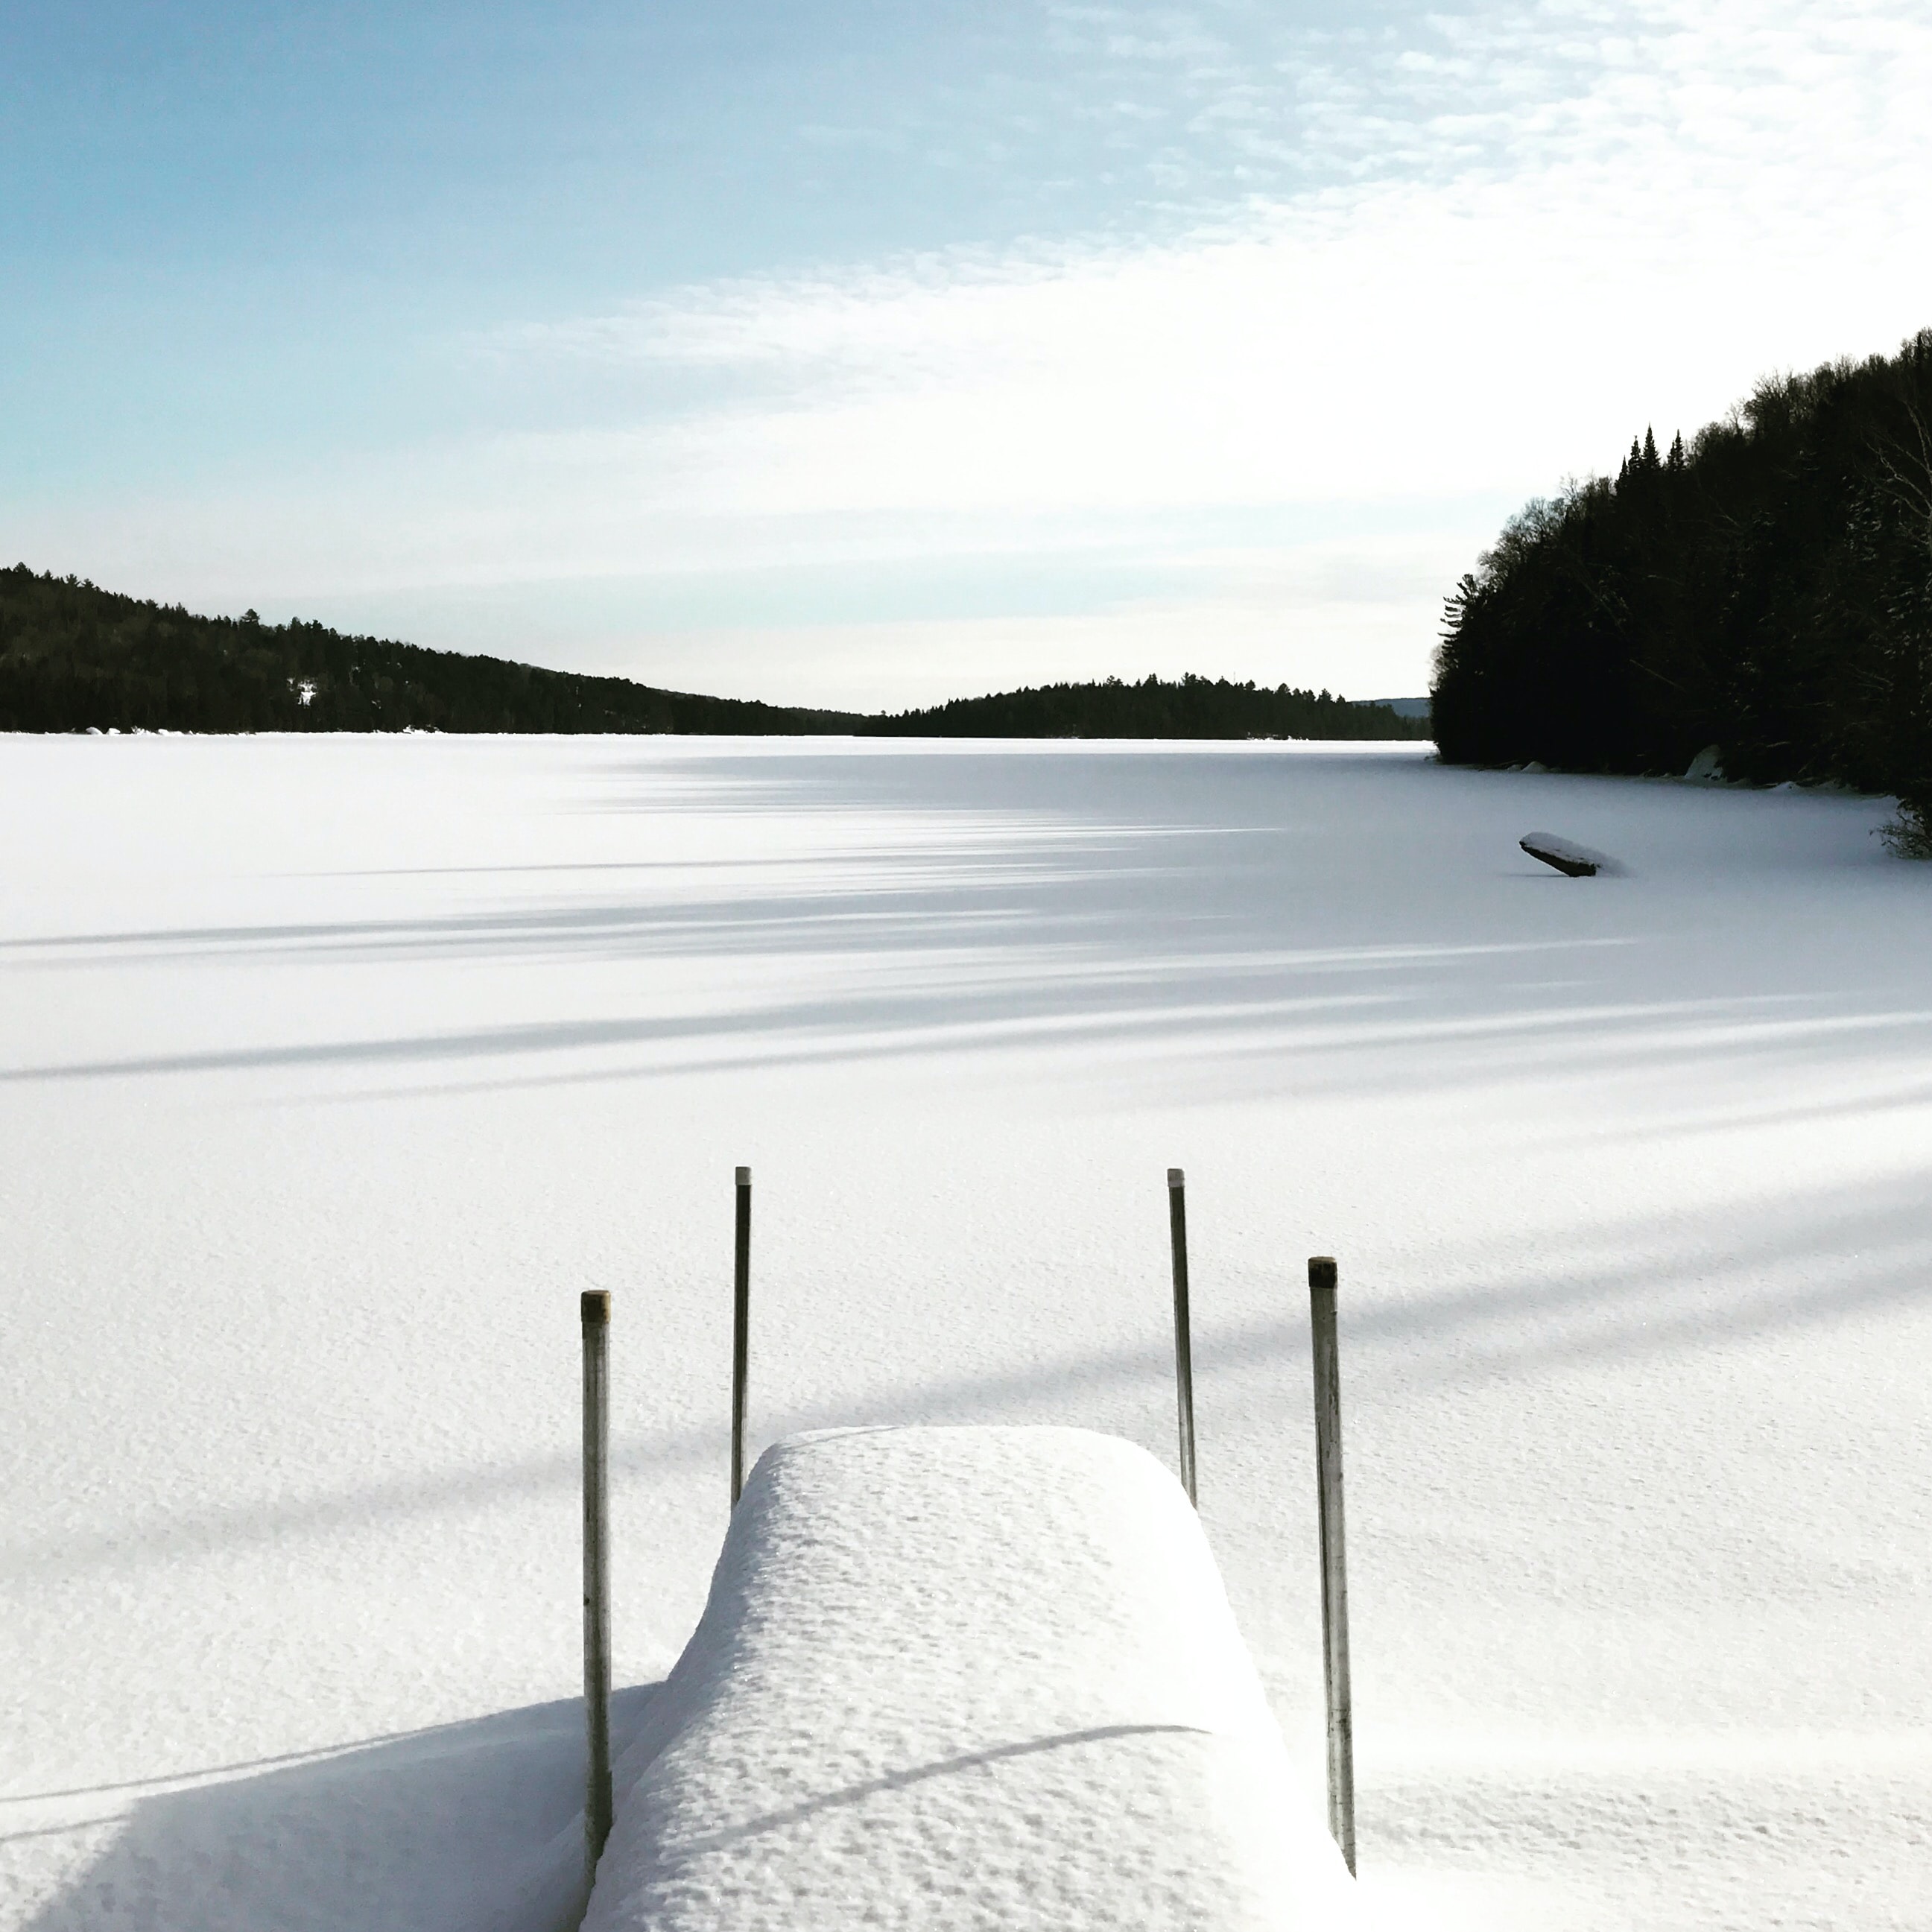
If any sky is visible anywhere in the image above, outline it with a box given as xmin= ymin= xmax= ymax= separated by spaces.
xmin=4 ymin=2 xmax=1931 ymax=710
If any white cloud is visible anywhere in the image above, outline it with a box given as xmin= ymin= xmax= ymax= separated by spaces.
xmin=477 ymin=0 xmax=1932 ymax=530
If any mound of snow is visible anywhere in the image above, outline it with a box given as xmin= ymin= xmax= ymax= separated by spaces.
xmin=585 ymin=1426 xmax=1357 ymax=1932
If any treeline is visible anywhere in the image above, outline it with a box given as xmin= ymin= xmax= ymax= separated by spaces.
xmin=864 ymin=674 xmax=1428 ymax=740
xmin=0 ymin=567 xmax=855 ymax=735
xmin=1432 ymin=329 xmax=1932 ymax=846
xmin=0 ymin=566 xmax=1427 ymax=742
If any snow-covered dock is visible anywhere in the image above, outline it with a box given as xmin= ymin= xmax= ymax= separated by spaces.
xmin=583 ymin=1426 xmax=1355 ymax=1932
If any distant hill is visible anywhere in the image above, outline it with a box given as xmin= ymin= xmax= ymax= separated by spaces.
xmin=863 ymin=675 xmax=1430 ymax=740
xmin=0 ymin=566 xmax=1429 ymax=742
xmin=0 ymin=566 xmax=856 ymax=735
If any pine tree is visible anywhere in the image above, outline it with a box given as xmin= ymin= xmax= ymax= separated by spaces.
xmin=1433 ymin=326 xmax=1932 ymax=833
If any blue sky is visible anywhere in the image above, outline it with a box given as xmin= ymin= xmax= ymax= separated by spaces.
xmin=6 ymin=2 xmax=1931 ymax=706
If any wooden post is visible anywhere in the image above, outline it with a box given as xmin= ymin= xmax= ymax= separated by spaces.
xmin=1167 ymin=1168 xmax=1198 ymax=1507
xmin=580 ymin=1290 xmax=614 ymax=1887
xmin=731 ymin=1166 xmax=751 ymax=1507
xmin=1308 ymin=1255 xmax=1355 ymax=1875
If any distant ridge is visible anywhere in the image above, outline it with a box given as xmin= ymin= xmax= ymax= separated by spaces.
xmin=0 ymin=566 xmax=1428 ymax=741
xmin=867 ymin=674 xmax=1429 ymax=741
xmin=0 ymin=566 xmax=855 ymax=736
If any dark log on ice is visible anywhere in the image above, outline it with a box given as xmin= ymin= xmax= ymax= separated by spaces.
xmin=1520 ymin=832 xmax=1603 ymax=877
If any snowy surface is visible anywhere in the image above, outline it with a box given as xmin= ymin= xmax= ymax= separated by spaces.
xmin=586 ymin=1426 xmax=1353 ymax=1932
xmin=3 ymin=734 xmax=1931 ymax=1931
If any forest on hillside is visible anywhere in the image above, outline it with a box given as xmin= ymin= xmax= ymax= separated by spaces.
xmin=1432 ymin=329 xmax=1932 ymax=848
xmin=0 ymin=567 xmax=1425 ymax=742
xmin=0 ymin=567 xmax=852 ymax=735
xmin=867 ymin=674 xmax=1427 ymax=740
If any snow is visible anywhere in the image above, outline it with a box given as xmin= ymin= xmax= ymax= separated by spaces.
xmin=583 ymin=1425 xmax=1354 ymax=1932
xmin=3 ymin=733 xmax=1931 ymax=1932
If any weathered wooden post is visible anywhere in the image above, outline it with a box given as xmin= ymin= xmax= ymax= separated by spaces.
xmin=580 ymin=1290 xmax=614 ymax=1887
xmin=1307 ymin=1255 xmax=1355 ymax=1874
xmin=1167 ymin=1168 xmax=1198 ymax=1507
xmin=731 ymin=1165 xmax=751 ymax=1507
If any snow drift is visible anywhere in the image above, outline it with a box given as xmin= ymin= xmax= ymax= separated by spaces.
xmin=583 ymin=1425 xmax=1356 ymax=1932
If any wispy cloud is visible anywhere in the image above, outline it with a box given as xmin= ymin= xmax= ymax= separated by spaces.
xmin=487 ymin=0 xmax=1931 ymax=513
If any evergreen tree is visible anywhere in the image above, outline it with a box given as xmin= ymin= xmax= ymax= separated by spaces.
xmin=1433 ymin=329 xmax=1932 ymax=847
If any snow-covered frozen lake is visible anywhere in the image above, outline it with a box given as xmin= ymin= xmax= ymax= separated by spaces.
xmin=4 ymin=735 xmax=1928 ymax=1931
